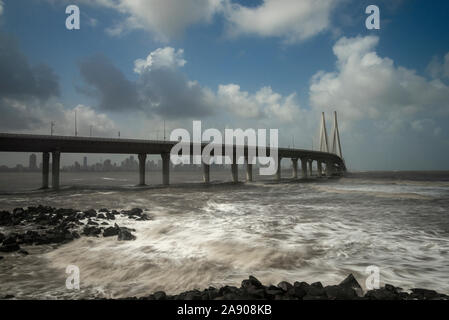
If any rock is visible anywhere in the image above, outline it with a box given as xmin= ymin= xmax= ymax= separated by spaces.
xmin=103 ymin=226 xmax=119 ymax=237
xmin=365 ymin=288 xmax=399 ymax=300
xmin=293 ymin=281 xmax=309 ymax=299
xmin=83 ymin=226 xmax=102 ymax=237
xmin=117 ymin=228 xmax=136 ymax=241
xmin=0 ymin=256 xmax=4 ymax=261
xmin=277 ymin=281 xmax=293 ymax=292
xmin=325 ymin=285 xmax=357 ymax=300
xmin=2 ymin=294 xmax=14 ymax=299
xmin=265 ymin=285 xmax=284 ymax=298
xmin=83 ymin=209 xmax=97 ymax=218
xmin=0 ymin=232 xmax=5 ymax=243
xmin=99 ymin=208 xmax=109 ymax=213
xmin=96 ymin=213 xmax=106 ymax=219
xmin=0 ymin=243 xmax=21 ymax=252
xmin=2 ymin=235 xmax=17 ymax=245
xmin=153 ymin=291 xmax=167 ymax=300
xmin=339 ymin=274 xmax=363 ymax=297
xmin=0 ymin=211 xmax=12 ymax=226
xmin=306 ymin=282 xmax=325 ymax=297
xmin=410 ymin=288 xmax=440 ymax=300
xmin=106 ymin=212 xmax=115 ymax=220
xmin=87 ymin=219 xmax=99 ymax=226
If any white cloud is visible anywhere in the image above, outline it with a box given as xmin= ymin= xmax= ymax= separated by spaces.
xmin=134 ymin=47 xmax=186 ymax=74
xmin=217 ymin=84 xmax=301 ymax=122
xmin=90 ymin=0 xmax=223 ymax=40
xmin=223 ymin=0 xmax=339 ymax=43
xmin=427 ymin=53 xmax=449 ymax=80
xmin=309 ymin=35 xmax=449 ymax=127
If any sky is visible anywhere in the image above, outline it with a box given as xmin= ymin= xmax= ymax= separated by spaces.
xmin=0 ymin=0 xmax=449 ymax=170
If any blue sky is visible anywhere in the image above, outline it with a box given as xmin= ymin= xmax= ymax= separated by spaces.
xmin=1 ymin=0 xmax=449 ymax=170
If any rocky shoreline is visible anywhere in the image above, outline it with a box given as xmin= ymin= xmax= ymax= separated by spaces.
xmin=120 ymin=274 xmax=449 ymax=301
xmin=1 ymin=206 xmax=448 ymax=301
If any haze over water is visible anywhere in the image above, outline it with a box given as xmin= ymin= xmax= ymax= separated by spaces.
xmin=0 ymin=171 xmax=448 ymax=299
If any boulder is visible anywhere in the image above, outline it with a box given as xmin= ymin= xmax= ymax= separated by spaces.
xmin=0 ymin=243 xmax=21 ymax=252
xmin=83 ymin=209 xmax=97 ymax=218
xmin=117 ymin=228 xmax=136 ymax=241
xmin=325 ymin=285 xmax=357 ymax=300
xmin=103 ymin=226 xmax=119 ymax=237
xmin=277 ymin=281 xmax=293 ymax=292
xmin=339 ymin=274 xmax=363 ymax=297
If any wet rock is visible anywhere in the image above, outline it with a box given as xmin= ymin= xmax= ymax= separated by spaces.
xmin=241 ymin=276 xmax=263 ymax=289
xmin=0 ymin=256 xmax=3 ymax=261
xmin=106 ymin=212 xmax=115 ymax=220
xmin=103 ymin=226 xmax=119 ymax=237
xmin=293 ymin=281 xmax=309 ymax=299
xmin=153 ymin=291 xmax=167 ymax=300
xmin=96 ymin=213 xmax=106 ymax=219
xmin=99 ymin=208 xmax=109 ymax=213
xmin=277 ymin=281 xmax=293 ymax=292
xmin=0 ymin=243 xmax=21 ymax=252
xmin=410 ymin=288 xmax=441 ymax=300
xmin=0 ymin=232 xmax=5 ymax=243
xmin=365 ymin=287 xmax=399 ymax=300
xmin=83 ymin=226 xmax=102 ymax=237
xmin=83 ymin=209 xmax=97 ymax=218
xmin=0 ymin=211 xmax=12 ymax=226
xmin=122 ymin=208 xmax=143 ymax=217
xmin=325 ymin=285 xmax=357 ymax=300
xmin=2 ymin=294 xmax=14 ymax=299
xmin=117 ymin=228 xmax=136 ymax=241
xmin=265 ymin=285 xmax=284 ymax=298
xmin=339 ymin=274 xmax=363 ymax=297
xmin=2 ymin=235 xmax=18 ymax=245
xmin=305 ymin=282 xmax=325 ymax=297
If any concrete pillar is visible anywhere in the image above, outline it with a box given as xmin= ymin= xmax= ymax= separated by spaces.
xmin=203 ymin=163 xmax=210 ymax=184
xmin=51 ymin=151 xmax=60 ymax=190
xmin=326 ymin=161 xmax=333 ymax=177
xmin=317 ymin=161 xmax=323 ymax=177
xmin=291 ymin=158 xmax=298 ymax=179
xmin=301 ymin=158 xmax=308 ymax=179
xmin=41 ymin=152 xmax=50 ymax=189
xmin=138 ymin=154 xmax=147 ymax=186
xmin=161 ymin=153 xmax=170 ymax=185
xmin=308 ymin=160 xmax=313 ymax=177
xmin=276 ymin=157 xmax=282 ymax=181
xmin=245 ymin=157 xmax=253 ymax=182
xmin=231 ymin=163 xmax=238 ymax=183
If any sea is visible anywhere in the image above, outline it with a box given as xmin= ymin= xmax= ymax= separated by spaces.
xmin=0 ymin=170 xmax=448 ymax=299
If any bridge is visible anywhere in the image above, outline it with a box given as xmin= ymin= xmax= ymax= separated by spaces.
xmin=0 ymin=112 xmax=346 ymax=190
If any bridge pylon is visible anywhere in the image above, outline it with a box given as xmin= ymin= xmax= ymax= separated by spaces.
xmin=330 ymin=111 xmax=343 ymax=159
xmin=319 ymin=112 xmax=329 ymax=153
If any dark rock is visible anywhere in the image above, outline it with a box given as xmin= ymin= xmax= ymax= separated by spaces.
xmin=0 ymin=243 xmax=21 ymax=252
xmin=83 ymin=209 xmax=97 ymax=218
xmin=365 ymin=288 xmax=399 ymax=300
xmin=265 ymin=285 xmax=284 ymax=298
xmin=153 ymin=291 xmax=166 ymax=300
xmin=99 ymin=208 xmax=110 ymax=213
xmin=2 ymin=294 xmax=14 ymax=299
xmin=83 ymin=226 xmax=102 ymax=237
xmin=325 ymin=285 xmax=357 ymax=300
xmin=103 ymin=226 xmax=119 ymax=237
xmin=106 ymin=212 xmax=115 ymax=220
xmin=0 ymin=211 xmax=12 ymax=226
xmin=96 ymin=214 xmax=106 ymax=219
xmin=293 ymin=281 xmax=309 ymax=299
xmin=241 ymin=275 xmax=263 ymax=289
xmin=277 ymin=281 xmax=293 ymax=292
xmin=306 ymin=282 xmax=325 ymax=297
xmin=2 ymin=235 xmax=17 ymax=245
xmin=0 ymin=232 xmax=5 ymax=243
xmin=117 ymin=228 xmax=136 ymax=241
xmin=339 ymin=274 xmax=363 ymax=296
xmin=0 ymin=256 xmax=3 ymax=261
xmin=410 ymin=288 xmax=440 ymax=300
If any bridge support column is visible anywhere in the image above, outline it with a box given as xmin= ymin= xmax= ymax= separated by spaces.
xmin=326 ymin=161 xmax=333 ymax=177
xmin=51 ymin=151 xmax=60 ymax=190
xmin=138 ymin=154 xmax=147 ymax=186
xmin=231 ymin=163 xmax=238 ymax=183
xmin=317 ymin=161 xmax=323 ymax=177
xmin=308 ymin=160 xmax=313 ymax=177
xmin=245 ymin=157 xmax=253 ymax=182
xmin=291 ymin=158 xmax=298 ymax=179
xmin=301 ymin=158 xmax=308 ymax=179
xmin=162 ymin=153 xmax=170 ymax=185
xmin=203 ymin=163 xmax=210 ymax=184
xmin=276 ymin=157 xmax=282 ymax=181
xmin=41 ymin=152 xmax=49 ymax=189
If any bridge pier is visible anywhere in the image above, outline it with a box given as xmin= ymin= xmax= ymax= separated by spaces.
xmin=326 ymin=161 xmax=333 ymax=177
xmin=203 ymin=163 xmax=210 ymax=184
xmin=41 ymin=152 xmax=49 ymax=189
xmin=276 ymin=157 xmax=282 ymax=181
xmin=138 ymin=154 xmax=147 ymax=186
xmin=308 ymin=160 xmax=313 ymax=177
xmin=51 ymin=151 xmax=60 ymax=190
xmin=161 ymin=153 xmax=170 ymax=185
xmin=317 ymin=161 xmax=323 ymax=177
xmin=245 ymin=157 xmax=253 ymax=182
xmin=231 ymin=163 xmax=238 ymax=183
xmin=291 ymin=158 xmax=298 ymax=179
xmin=301 ymin=158 xmax=308 ymax=179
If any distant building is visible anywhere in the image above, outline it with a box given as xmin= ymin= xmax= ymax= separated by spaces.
xmin=29 ymin=154 xmax=37 ymax=171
